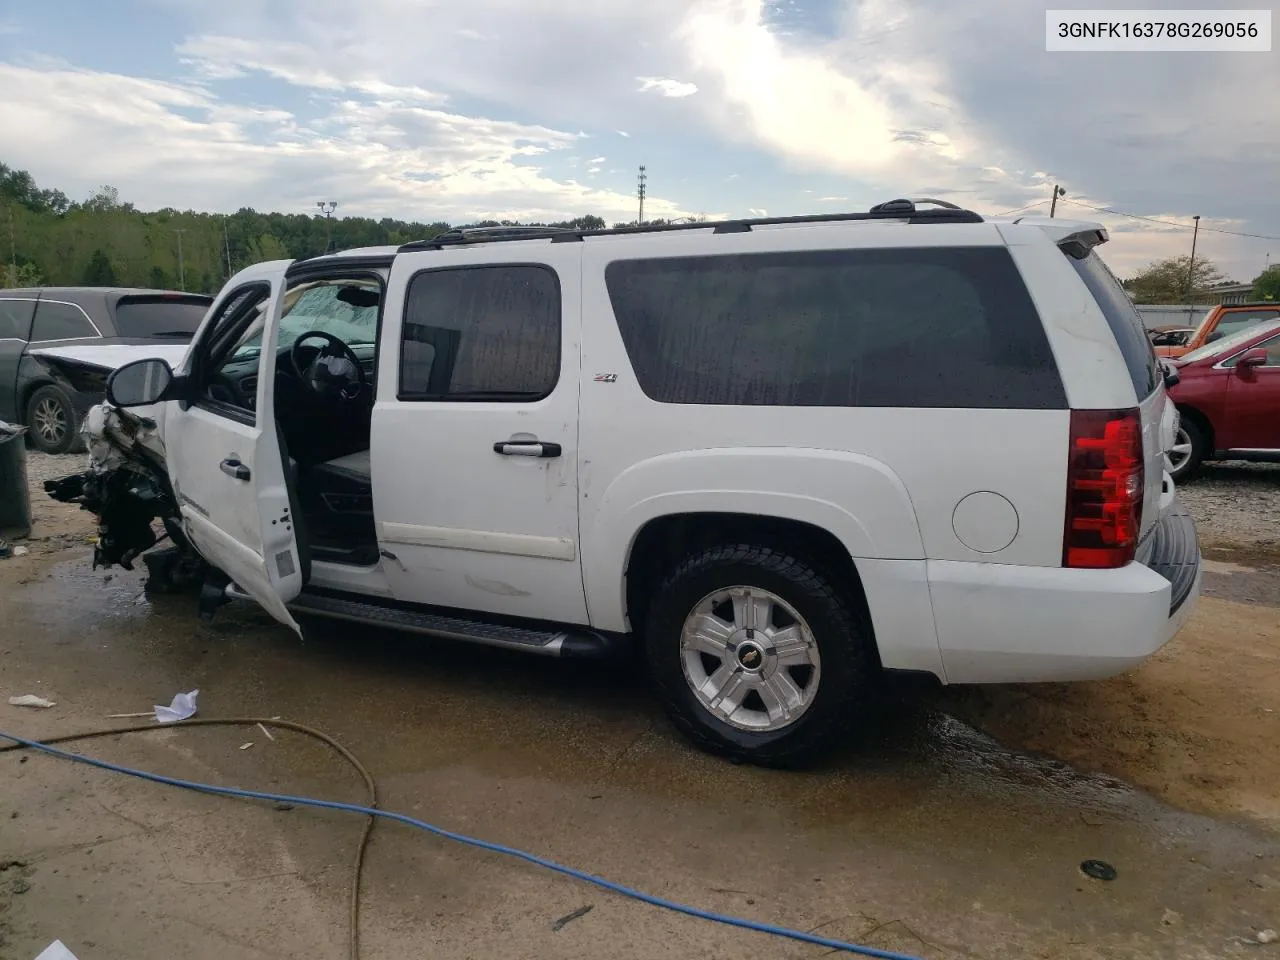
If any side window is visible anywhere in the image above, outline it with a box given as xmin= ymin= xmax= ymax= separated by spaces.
xmin=1067 ymin=252 xmax=1159 ymax=400
xmin=31 ymin=301 xmax=99 ymax=342
xmin=399 ymin=265 xmax=560 ymax=400
xmin=192 ymin=285 xmax=274 ymax=421
xmin=0 ymin=299 xmax=35 ymax=340
xmin=1262 ymin=334 xmax=1280 ymax=367
xmin=605 ymin=247 xmax=1066 ymax=409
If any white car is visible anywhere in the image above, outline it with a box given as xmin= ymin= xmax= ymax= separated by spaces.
xmin=63 ymin=199 xmax=1201 ymax=765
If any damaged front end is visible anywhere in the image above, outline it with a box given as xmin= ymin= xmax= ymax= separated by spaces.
xmin=45 ymin=404 xmax=205 ymax=591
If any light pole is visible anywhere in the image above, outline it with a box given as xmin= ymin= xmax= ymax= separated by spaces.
xmin=1049 ymin=184 xmax=1065 ymax=218
xmin=316 ymin=200 xmax=338 ymax=253
xmin=1185 ymin=215 xmax=1201 ymax=301
xmin=173 ymin=228 xmax=186 ymax=291
xmin=636 ymin=167 xmax=647 ymax=224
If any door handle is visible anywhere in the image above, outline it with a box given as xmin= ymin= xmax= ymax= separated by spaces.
xmin=492 ymin=441 xmax=562 ymax=458
xmin=220 ymin=457 xmax=251 ymax=481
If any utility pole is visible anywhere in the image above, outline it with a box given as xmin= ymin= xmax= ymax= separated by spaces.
xmin=1185 ymin=215 xmax=1201 ymax=302
xmin=222 ymin=216 xmax=233 ymax=278
xmin=636 ymin=166 xmax=647 ymax=224
xmin=1049 ymin=184 xmax=1066 ymax=218
xmin=316 ymin=200 xmax=338 ymax=253
xmin=173 ymin=228 xmax=186 ymax=291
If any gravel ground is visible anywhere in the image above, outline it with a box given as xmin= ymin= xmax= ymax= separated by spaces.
xmin=1177 ymin=460 xmax=1280 ymax=552
xmin=14 ymin=450 xmax=1280 ymax=551
xmin=19 ymin=449 xmax=85 ymax=487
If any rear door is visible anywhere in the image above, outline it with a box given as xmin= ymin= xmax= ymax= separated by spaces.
xmin=372 ymin=244 xmax=588 ymax=623
xmin=162 ymin=261 xmax=304 ymax=631
xmin=0 ymin=297 xmax=36 ymax=422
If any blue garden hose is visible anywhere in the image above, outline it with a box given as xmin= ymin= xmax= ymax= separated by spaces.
xmin=1 ymin=728 xmax=923 ymax=960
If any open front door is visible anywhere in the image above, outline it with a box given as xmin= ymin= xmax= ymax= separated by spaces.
xmin=163 ymin=260 xmax=306 ymax=632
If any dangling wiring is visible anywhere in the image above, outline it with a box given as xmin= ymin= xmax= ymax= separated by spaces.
xmin=0 ymin=720 xmax=922 ymax=960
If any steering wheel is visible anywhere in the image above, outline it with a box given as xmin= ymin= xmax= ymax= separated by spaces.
xmin=289 ymin=331 xmax=367 ymax=402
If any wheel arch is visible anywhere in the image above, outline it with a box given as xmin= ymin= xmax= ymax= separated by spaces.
xmin=1175 ymin=403 xmax=1214 ymax=451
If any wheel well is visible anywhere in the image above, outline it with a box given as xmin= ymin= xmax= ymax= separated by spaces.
xmin=1176 ymin=404 xmax=1213 ymax=451
xmin=624 ymin=513 xmax=866 ymax=634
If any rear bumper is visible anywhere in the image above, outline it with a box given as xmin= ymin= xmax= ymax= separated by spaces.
xmin=927 ymin=503 xmax=1202 ymax=684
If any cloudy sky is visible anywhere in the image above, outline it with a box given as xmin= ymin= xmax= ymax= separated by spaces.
xmin=0 ymin=0 xmax=1276 ymax=280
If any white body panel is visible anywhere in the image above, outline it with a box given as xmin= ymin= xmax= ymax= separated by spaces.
xmin=370 ymin=243 xmax=588 ymax=623
xmin=162 ymin=260 xmax=303 ymax=632
xmin=152 ymin=214 xmax=1196 ymax=687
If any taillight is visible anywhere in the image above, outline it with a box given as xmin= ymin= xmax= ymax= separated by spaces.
xmin=1063 ymin=408 xmax=1144 ymax=569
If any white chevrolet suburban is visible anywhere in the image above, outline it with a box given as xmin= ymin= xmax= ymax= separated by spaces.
xmin=56 ymin=199 xmax=1201 ymax=765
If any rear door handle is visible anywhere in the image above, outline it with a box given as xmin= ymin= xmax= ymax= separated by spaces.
xmin=492 ymin=441 xmax=562 ymax=458
xmin=220 ymin=457 xmax=251 ymax=481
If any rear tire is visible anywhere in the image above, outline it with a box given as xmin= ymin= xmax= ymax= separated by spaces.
xmin=644 ymin=543 xmax=876 ymax=767
xmin=1168 ymin=417 xmax=1206 ymax=482
xmin=25 ymin=384 xmax=84 ymax=455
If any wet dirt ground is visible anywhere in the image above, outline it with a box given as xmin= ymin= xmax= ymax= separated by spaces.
xmin=2 ymin=457 xmax=1278 ymax=959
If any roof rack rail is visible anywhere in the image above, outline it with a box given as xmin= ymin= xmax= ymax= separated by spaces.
xmin=397 ymin=199 xmax=982 ymax=252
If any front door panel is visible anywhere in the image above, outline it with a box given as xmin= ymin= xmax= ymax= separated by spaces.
xmin=163 ymin=261 xmax=303 ymax=631
xmin=372 ymin=247 xmax=587 ymax=624
xmin=1224 ymin=332 xmax=1280 ymax=449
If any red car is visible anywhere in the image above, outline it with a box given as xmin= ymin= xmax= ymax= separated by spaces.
xmin=1166 ymin=318 xmax=1280 ymax=480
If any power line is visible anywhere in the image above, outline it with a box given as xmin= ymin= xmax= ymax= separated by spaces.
xmin=1059 ymin=198 xmax=1280 ymax=242
xmin=993 ymin=199 xmax=1049 ymax=217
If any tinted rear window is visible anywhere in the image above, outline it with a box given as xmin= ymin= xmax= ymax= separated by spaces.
xmin=1067 ymin=252 xmax=1159 ymax=399
xmin=112 ymin=297 xmax=210 ymax=339
xmin=604 ymin=247 xmax=1066 ymax=409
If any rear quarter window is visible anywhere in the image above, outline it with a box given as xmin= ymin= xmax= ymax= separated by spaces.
xmin=605 ymin=246 xmax=1066 ymax=408
xmin=1067 ymin=252 xmax=1160 ymax=399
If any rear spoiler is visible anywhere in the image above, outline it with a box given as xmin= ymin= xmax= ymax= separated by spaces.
xmin=1057 ymin=228 xmax=1110 ymax=260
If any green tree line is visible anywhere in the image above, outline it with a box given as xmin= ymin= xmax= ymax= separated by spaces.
xmin=1 ymin=161 xmax=610 ymax=292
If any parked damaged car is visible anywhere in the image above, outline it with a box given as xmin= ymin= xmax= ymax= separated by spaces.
xmin=0 ymin=288 xmax=212 ymax=452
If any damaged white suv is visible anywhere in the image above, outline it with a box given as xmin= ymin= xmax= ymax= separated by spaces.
xmin=49 ymin=200 xmax=1201 ymax=765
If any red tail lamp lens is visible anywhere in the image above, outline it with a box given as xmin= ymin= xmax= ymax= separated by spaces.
xmin=1063 ymin=408 xmax=1144 ymax=569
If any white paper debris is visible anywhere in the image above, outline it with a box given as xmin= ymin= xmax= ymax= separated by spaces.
xmin=257 ymin=722 xmax=275 ymax=741
xmin=9 ymin=695 xmax=56 ymax=709
xmin=239 ymin=742 xmax=254 ymax=750
xmin=154 ymin=689 xmax=199 ymax=723
xmin=1257 ymin=929 xmax=1278 ymax=944
xmin=34 ymin=940 xmax=80 ymax=960
xmin=12 ymin=545 xmax=28 ymax=557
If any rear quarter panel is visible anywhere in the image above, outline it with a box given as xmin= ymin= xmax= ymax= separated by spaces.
xmin=578 ymin=224 xmax=1073 ymax=641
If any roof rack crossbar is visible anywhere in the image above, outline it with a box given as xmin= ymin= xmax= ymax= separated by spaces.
xmin=397 ymin=199 xmax=982 ymax=252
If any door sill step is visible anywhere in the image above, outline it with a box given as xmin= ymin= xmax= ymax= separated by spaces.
xmin=285 ymin=590 xmax=617 ymax=658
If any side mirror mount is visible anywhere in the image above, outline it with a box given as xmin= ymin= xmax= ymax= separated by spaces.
xmin=1160 ymin=360 xmax=1180 ymax=389
xmin=1235 ymin=348 xmax=1269 ymax=372
xmin=106 ymin=358 xmax=177 ymax=408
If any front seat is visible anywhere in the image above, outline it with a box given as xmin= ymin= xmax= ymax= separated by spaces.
xmin=297 ymin=449 xmax=375 ymax=544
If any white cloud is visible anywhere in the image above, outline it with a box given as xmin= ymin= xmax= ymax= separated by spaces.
xmin=816 ymin=196 xmax=848 ymax=202
xmin=748 ymin=207 xmax=767 ymax=217
xmin=616 ymin=130 xmax=630 ymax=138
xmin=636 ymin=76 xmax=698 ymax=98
xmin=0 ymin=61 xmax=691 ymax=224
xmin=589 ymin=156 xmax=606 ymax=164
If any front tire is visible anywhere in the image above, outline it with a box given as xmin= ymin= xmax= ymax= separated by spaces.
xmin=25 ymin=384 xmax=83 ymax=454
xmin=645 ymin=543 xmax=876 ymax=767
xmin=1167 ymin=417 xmax=1206 ymax=482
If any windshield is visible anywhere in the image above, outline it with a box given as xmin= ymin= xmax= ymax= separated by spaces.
xmin=232 ymin=281 xmax=380 ymax=358
xmin=1181 ymin=318 xmax=1280 ymax=363
xmin=113 ymin=296 xmax=211 ymax=339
